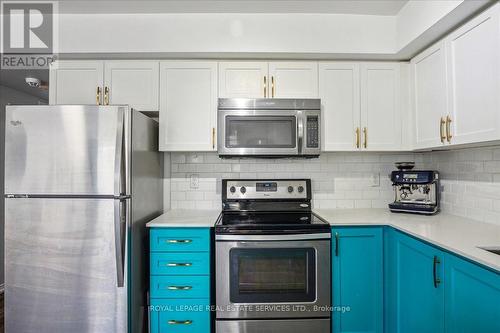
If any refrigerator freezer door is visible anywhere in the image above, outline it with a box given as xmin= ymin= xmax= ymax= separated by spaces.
xmin=5 ymin=105 xmax=127 ymax=196
xmin=5 ymin=197 xmax=127 ymax=333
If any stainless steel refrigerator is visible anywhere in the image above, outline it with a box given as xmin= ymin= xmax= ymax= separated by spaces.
xmin=4 ymin=105 xmax=163 ymax=333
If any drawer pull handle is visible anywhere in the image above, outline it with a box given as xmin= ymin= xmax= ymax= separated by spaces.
xmin=167 ymin=262 xmax=192 ymax=267
xmin=168 ymin=320 xmax=193 ymax=325
xmin=166 ymin=239 xmax=192 ymax=244
xmin=167 ymin=285 xmax=192 ymax=290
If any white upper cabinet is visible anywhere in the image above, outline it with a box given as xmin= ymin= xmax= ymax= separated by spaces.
xmin=104 ymin=61 xmax=159 ymax=111
xmin=49 ymin=61 xmax=103 ymax=105
xmin=159 ymin=61 xmax=218 ymax=151
xmin=360 ymin=63 xmax=402 ymax=151
xmin=319 ymin=62 xmax=403 ymax=151
xmin=319 ymin=63 xmax=361 ymax=151
xmin=268 ymin=62 xmax=319 ymax=98
xmin=446 ymin=4 xmax=500 ymax=146
xmin=218 ymin=62 xmax=268 ymax=98
xmin=50 ymin=60 xmax=160 ymax=110
xmin=412 ymin=41 xmax=449 ymax=149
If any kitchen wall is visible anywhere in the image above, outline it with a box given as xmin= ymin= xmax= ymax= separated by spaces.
xmin=422 ymin=146 xmax=500 ymax=226
xmin=167 ymin=151 xmax=425 ymax=210
xmin=165 ymin=146 xmax=500 ymax=227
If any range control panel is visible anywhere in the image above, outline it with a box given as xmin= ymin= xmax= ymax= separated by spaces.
xmin=224 ymin=179 xmax=309 ymax=200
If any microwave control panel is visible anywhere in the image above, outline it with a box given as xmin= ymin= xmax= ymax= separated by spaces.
xmin=306 ymin=116 xmax=319 ymax=148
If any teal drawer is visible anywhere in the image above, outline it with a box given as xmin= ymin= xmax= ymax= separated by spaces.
xmin=150 ymin=275 xmax=210 ymax=299
xmin=150 ymin=299 xmax=210 ymax=333
xmin=150 ymin=228 xmax=210 ymax=252
xmin=151 ymin=252 xmax=210 ymax=276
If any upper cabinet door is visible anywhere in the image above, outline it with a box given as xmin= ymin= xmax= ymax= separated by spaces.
xmin=218 ymin=62 xmax=268 ymax=98
xmin=360 ymin=63 xmax=402 ymax=151
xmin=49 ymin=61 xmax=104 ymax=105
xmin=412 ymin=41 xmax=448 ymax=149
xmin=319 ymin=63 xmax=360 ymax=151
xmin=446 ymin=5 xmax=500 ymax=145
xmin=159 ymin=61 xmax=218 ymax=151
xmin=104 ymin=61 xmax=159 ymax=111
xmin=268 ymin=62 xmax=318 ymax=98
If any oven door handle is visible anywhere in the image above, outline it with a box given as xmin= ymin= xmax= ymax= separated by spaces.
xmin=215 ymin=233 xmax=331 ymax=241
xmin=297 ymin=111 xmax=304 ymax=154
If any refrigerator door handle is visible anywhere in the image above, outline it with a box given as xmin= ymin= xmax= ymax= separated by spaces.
xmin=114 ymin=110 xmax=125 ymax=197
xmin=114 ymin=199 xmax=126 ymax=288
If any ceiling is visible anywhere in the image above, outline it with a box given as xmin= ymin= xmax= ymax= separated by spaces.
xmin=0 ymin=69 xmax=49 ymax=100
xmin=58 ymin=0 xmax=409 ymax=15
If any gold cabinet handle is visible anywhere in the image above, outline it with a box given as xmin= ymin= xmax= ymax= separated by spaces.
xmin=167 ymin=285 xmax=192 ymax=290
xmin=166 ymin=239 xmax=192 ymax=244
xmin=212 ymin=127 xmax=216 ymax=150
xmin=355 ymin=128 xmax=360 ymax=149
xmin=96 ymin=87 xmax=102 ymax=105
xmin=446 ymin=115 xmax=452 ymax=143
xmin=440 ymin=117 xmax=446 ymax=143
xmin=168 ymin=320 xmax=192 ymax=325
xmin=271 ymin=76 xmax=275 ymax=98
xmin=263 ymin=76 xmax=267 ymax=98
xmin=104 ymin=86 xmax=110 ymax=105
xmin=167 ymin=262 xmax=192 ymax=267
xmin=363 ymin=127 xmax=368 ymax=149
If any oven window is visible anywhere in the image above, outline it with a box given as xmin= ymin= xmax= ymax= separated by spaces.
xmin=229 ymin=248 xmax=316 ymax=303
xmin=225 ymin=116 xmax=296 ymax=148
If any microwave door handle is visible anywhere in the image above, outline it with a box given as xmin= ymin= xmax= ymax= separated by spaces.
xmin=297 ymin=112 xmax=304 ymax=154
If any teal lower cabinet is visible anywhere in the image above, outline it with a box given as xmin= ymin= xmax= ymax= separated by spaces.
xmin=331 ymin=227 xmax=383 ymax=333
xmin=444 ymin=253 xmax=500 ymax=333
xmin=149 ymin=299 xmax=210 ymax=333
xmin=149 ymin=227 xmax=211 ymax=333
xmin=387 ymin=231 xmax=445 ymax=333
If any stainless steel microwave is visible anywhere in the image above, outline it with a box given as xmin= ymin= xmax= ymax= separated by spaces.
xmin=217 ymin=98 xmax=321 ymax=157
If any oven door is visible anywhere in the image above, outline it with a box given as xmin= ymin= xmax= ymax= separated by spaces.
xmin=217 ymin=110 xmax=299 ymax=156
xmin=215 ymin=235 xmax=331 ymax=319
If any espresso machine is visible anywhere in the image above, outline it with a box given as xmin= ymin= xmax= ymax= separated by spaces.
xmin=389 ymin=162 xmax=440 ymax=215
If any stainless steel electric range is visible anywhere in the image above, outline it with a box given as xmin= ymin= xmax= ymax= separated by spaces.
xmin=215 ymin=179 xmax=331 ymax=333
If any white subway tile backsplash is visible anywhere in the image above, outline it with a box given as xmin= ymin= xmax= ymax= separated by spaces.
xmin=422 ymin=146 xmax=500 ymax=226
xmin=168 ymin=151 xmax=423 ymax=211
xmin=166 ymin=146 xmax=500 ymax=226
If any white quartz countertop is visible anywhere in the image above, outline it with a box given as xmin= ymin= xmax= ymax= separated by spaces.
xmin=314 ymin=209 xmax=500 ymax=273
xmin=146 ymin=208 xmax=500 ymax=272
xmin=146 ymin=209 xmax=220 ymax=227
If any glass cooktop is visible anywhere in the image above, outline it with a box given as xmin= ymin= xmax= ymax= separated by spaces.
xmin=215 ymin=211 xmax=330 ymax=234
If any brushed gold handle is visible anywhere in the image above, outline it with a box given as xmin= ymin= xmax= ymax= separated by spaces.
xmin=263 ymin=76 xmax=267 ymax=98
xmin=271 ymin=76 xmax=275 ymax=98
xmin=167 ymin=263 xmax=192 ymax=267
xmin=363 ymin=127 xmax=368 ymax=149
xmin=212 ymin=127 xmax=216 ymax=149
xmin=355 ymin=128 xmax=360 ymax=149
xmin=167 ymin=286 xmax=192 ymax=290
xmin=446 ymin=115 xmax=452 ymax=143
xmin=96 ymin=87 xmax=101 ymax=105
xmin=104 ymin=86 xmax=110 ymax=105
xmin=166 ymin=239 xmax=192 ymax=244
xmin=440 ymin=117 xmax=446 ymax=143
xmin=168 ymin=320 xmax=192 ymax=325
